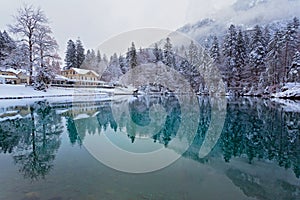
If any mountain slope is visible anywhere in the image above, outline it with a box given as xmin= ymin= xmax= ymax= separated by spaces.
xmin=178 ymin=0 xmax=300 ymax=44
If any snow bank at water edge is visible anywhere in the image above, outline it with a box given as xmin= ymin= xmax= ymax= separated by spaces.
xmin=271 ymin=82 xmax=300 ymax=99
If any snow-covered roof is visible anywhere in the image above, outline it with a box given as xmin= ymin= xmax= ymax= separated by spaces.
xmin=0 ymin=75 xmax=18 ymax=79
xmin=54 ymin=75 xmax=69 ymax=81
xmin=1 ymin=68 xmax=26 ymax=75
xmin=71 ymin=68 xmax=99 ymax=77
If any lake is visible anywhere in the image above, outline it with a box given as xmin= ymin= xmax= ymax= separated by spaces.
xmin=0 ymin=95 xmax=299 ymax=200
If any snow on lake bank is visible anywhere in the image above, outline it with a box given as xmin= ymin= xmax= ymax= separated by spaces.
xmin=0 ymin=85 xmax=135 ymax=99
xmin=271 ymin=82 xmax=300 ymax=99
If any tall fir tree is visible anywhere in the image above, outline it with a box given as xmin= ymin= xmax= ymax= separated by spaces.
xmin=249 ymin=25 xmax=266 ymax=82
xmin=235 ymin=29 xmax=247 ymax=87
xmin=287 ymin=50 xmax=300 ymax=82
xmin=153 ymin=43 xmax=163 ymax=62
xmin=75 ymin=38 xmax=85 ymax=68
xmin=188 ymin=41 xmax=199 ymax=66
xmin=223 ymin=24 xmax=237 ymax=88
xmin=209 ymin=36 xmax=221 ymax=64
xmin=119 ymin=54 xmax=127 ymax=74
xmin=266 ymin=30 xmax=283 ymax=85
xmin=0 ymin=30 xmax=17 ymax=67
xmin=163 ymin=37 xmax=175 ymax=68
xmin=96 ymin=50 xmax=101 ymax=63
xmin=282 ymin=17 xmax=300 ymax=81
xmin=64 ymin=39 xmax=76 ymax=69
xmin=127 ymin=42 xmax=137 ymax=69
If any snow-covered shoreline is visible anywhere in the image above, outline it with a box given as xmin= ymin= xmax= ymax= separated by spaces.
xmin=0 ymin=84 xmax=135 ymax=100
xmin=271 ymin=82 xmax=300 ymax=99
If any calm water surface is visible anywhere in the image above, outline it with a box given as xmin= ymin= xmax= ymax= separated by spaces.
xmin=0 ymin=95 xmax=299 ymax=200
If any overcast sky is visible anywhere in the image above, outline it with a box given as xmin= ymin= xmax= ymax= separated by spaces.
xmin=0 ymin=0 xmax=236 ymax=56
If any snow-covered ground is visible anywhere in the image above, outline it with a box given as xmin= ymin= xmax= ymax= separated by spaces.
xmin=271 ymin=98 xmax=300 ymax=113
xmin=271 ymin=82 xmax=300 ymax=99
xmin=0 ymin=84 xmax=135 ymax=99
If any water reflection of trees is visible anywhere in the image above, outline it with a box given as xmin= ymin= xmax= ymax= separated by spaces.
xmin=220 ymin=98 xmax=300 ymax=178
xmin=67 ymin=96 xmax=182 ymax=146
xmin=1 ymin=97 xmax=298 ymax=183
xmin=64 ymin=96 xmax=300 ymax=179
xmin=128 ymin=95 xmax=181 ymax=146
xmin=0 ymin=101 xmax=63 ymax=180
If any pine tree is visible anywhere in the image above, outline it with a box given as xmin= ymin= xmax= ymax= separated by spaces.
xmin=282 ymin=17 xmax=300 ymax=81
xmin=249 ymin=25 xmax=266 ymax=83
xmin=75 ymin=38 xmax=85 ymax=68
xmin=153 ymin=43 xmax=163 ymax=62
xmin=264 ymin=26 xmax=271 ymax=47
xmin=188 ymin=41 xmax=199 ymax=66
xmin=0 ymin=31 xmax=4 ymax=62
xmin=266 ymin=30 xmax=283 ymax=85
xmin=288 ymin=51 xmax=300 ymax=82
xmin=64 ymin=39 xmax=76 ymax=69
xmin=119 ymin=54 xmax=127 ymax=74
xmin=187 ymin=41 xmax=199 ymax=84
xmin=127 ymin=42 xmax=137 ymax=69
xmin=163 ymin=37 xmax=175 ymax=68
xmin=235 ymin=29 xmax=247 ymax=88
xmin=223 ymin=24 xmax=237 ymax=88
xmin=0 ymin=30 xmax=17 ymax=67
xmin=102 ymin=54 xmax=108 ymax=65
xmin=209 ymin=36 xmax=221 ymax=64
xmin=96 ymin=50 xmax=101 ymax=63
xmin=34 ymin=62 xmax=54 ymax=91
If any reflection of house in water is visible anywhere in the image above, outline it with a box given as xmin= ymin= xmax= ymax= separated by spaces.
xmin=0 ymin=105 xmax=31 ymax=121
xmin=57 ymin=101 xmax=107 ymax=119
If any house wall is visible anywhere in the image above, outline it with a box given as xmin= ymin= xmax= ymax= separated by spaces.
xmin=0 ymin=71 xmax=29 ymax=84
xmin=61 ymin=69 xmax=99 ymax=85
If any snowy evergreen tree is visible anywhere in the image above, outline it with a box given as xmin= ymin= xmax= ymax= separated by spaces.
xmin=223 ymin=25 xmax=238 ymax=88
xmin=266 ymin=30 xmax=283 ymax=85
xmin=209 ymin=36 xmax=221 ymax=64
xmin=34 ymin=62 xmax=55 ymax=91
xmin=153 ymin=43 xmax=163 ymax=62
xmin=249 ymin=25 xmax=266 ymax=81
xmin=264 ymin=26 xmax=271 ymax=47
xmin=188 ymin=41 xmax=199 ymax=66
xmin=187 ymin=41 xmax=200 ymax=84
xmin=64 ymin=39 xmax=76 ymax=69
xmin=244 ymin=31 xmax=251 ymax=55
xmin=0 ymin=30 xmax=17 ymax=67
xmin=102 ymin=54 xmax=108 ymax=65
xmin=102 ymin=53 xmax=122 ymax=82
xmin=81 ymin=49 xmax=98 ymax=71
xmin=288 ymin=51 xmax=300 ymax=82
xmin=127 ymin=42 xmax=137 ymax=69
xmin=75 ymin=38 xmax=85 ymax=68
xmin=235 ymin=29 xmax=247 ymax=88
xmin=282 ymin=17 xmax=300 ymax=81
xmin=96 ymin=50 xmax=101 ymax=63
xmin=3 ymin=43 xmax=28 ymax=69
xmin=119 ymin=54 xmax=127 ymax=74
xmin=163 ymin=37 xmax=175 ymax=68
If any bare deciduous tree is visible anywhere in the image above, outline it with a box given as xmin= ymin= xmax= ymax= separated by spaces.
xmin=8 ymin=5 xmax=49 ymax=84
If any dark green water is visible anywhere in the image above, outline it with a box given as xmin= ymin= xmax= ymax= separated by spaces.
xmin=0 ymin=96 xmax=299 ymax=200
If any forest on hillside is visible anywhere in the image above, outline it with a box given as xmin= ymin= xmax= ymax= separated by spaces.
xmin=76 ymin=17 xmax=300 ymax=96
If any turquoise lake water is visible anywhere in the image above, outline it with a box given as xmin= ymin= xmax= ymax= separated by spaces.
xmin=0 ymin=95 xmax=299 ymax=200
